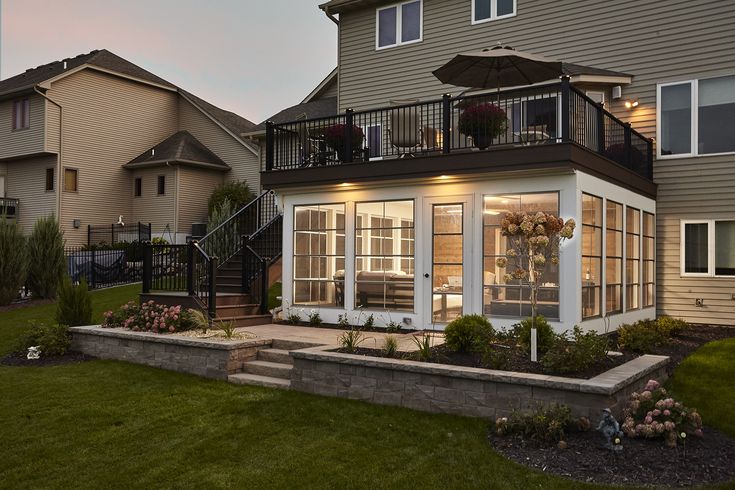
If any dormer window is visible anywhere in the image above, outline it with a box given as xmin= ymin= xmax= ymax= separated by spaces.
xmin=376 ymin=0 xmax=422 ymax=50
xmin=473 ymin=0 xmax=516 ymax=23
xmin=12 ymin=98 xmax=30 ymax=130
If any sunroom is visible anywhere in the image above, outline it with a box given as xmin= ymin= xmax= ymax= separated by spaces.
xmin=278 ymin=167 xmax=655 ymax=333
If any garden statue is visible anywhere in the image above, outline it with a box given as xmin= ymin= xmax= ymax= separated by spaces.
xmin=27 ymin=346 xmax=41 ymax=360
xmin=597 ymin=408 xmax=623 ymax=451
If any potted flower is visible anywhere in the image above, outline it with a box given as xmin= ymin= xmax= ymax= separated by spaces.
xmin=323 ymin=123 xmax=364 ymax=161
xmin=458 ymin=103 xmax=508 ymax=150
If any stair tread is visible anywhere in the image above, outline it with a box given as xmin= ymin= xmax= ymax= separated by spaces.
xmin=228 ymin=373 xmax=290 ymax=388
xmin=245 ymin=360 xmax=292 ymax=369
xmin=217 ymin=314 xmax=271 ymax=320
xmin=216 ymin=303 xmax=259 ymax=309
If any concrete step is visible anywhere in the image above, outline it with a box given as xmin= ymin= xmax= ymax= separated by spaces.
xmin=271 ymin=339 xmax=325 ymax=351
xmin=228 ymin=372 xmax=290 ymax=389
xmin=216 ymin=314 xmax=272 ymax=328
xmin=216 ymin=303 xmax=260 ymax=317
xmin=242 ymin=360 xmax=292 ymax=379
xmin=257 ymin=348 xmax=293 ymax=365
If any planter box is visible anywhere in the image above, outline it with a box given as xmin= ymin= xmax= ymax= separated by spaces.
xmin=290 ymin=347 xmax=669 ymax=419
xmin=70 ymin=326 xmax=270 ymax=379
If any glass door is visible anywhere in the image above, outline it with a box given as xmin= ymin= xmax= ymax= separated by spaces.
xmin=426 ymin=199 xmax=470 ymax=324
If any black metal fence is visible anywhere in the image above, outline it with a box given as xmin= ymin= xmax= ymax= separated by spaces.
xmin=88 ymin=222 xmax=151 ymax=246
xmin=265 ymin=78 xmax=653 ymax=180
xmin=65 ymin=243 xmax=146 ymax=289
xmin=243 ymin=214 xmax=283 ymax=313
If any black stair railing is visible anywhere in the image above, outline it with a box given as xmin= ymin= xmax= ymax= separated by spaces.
xmin=242 ymin=214 xmax=283 ymax=314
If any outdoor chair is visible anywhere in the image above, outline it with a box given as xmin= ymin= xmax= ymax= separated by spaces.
xmin=388 ymin=105 xmax=423 ymax=158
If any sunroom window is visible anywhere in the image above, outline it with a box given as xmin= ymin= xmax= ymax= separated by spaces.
xmin=377 ymin=1 xmax=422 ymax=49
xmin=582 ymin=194 xmax=602 ymax=319
xmin=473 ymin=0 xmax=516 ymax=23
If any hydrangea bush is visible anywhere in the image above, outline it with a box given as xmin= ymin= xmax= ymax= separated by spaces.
xmin=621 ymin=379 xmax=703 ymax=447
xmin=103 ymin=301 xmax=196 ymax=334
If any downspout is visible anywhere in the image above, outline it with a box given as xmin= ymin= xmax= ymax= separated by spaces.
xmin=33 ymin=86 xmax=63 ymax=221
xmin=322 ymin=6 xmax=341 ymax=110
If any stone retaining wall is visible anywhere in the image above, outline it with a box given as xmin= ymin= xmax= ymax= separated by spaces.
xmin=290 ymin=348 xmax=670 ymax=419
xmin=70 ymin=326 xmax=270 ymax=379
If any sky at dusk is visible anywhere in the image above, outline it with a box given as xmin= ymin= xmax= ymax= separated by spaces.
xmin=0 ymin=0 xmax=337 ymax=123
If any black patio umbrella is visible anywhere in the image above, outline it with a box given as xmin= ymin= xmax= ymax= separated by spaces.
xmin=432 ymin=45 xmax=564 ymax=99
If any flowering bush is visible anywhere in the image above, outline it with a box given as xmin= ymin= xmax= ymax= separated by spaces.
xmin=458 ymin=103 xmax=507 ymax=141
xmin=621 ymin=379 xmax=703 ymax=447
xmin=495 ymin=403 xmax=572 ymax=443
xmin=323 ymin=124 xmax=364 ymax=157
xmin=102 ymin=301 xmax=196 ymax=334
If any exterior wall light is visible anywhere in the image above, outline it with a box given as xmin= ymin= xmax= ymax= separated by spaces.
xmin=624 ymin=99 xmax=639 ymax=109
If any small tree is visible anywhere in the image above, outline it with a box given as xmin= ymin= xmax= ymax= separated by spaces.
xmin=206 ymin=197 xmax=236 ymax=260
xmin=0 ymin=220 xmax=28 ymax=305
xmin=207 ymin=180 xmax=255 ymax=216
xmin=55 ymin=278 xmax=93 ymax=326
xmin=27 ymin=215 xmax=66 ymax=299
xmin=495 ymin=211 xmax=576 ymax=362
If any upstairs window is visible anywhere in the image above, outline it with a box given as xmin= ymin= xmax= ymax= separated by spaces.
xmin=377 ymin=0 xmax=422 ymax=49
xmin=63 ymin=168 xmax=78 ymax=192
xmin=134 ymin=177 xmax=142 ymax=197
xmin=473 ymin=0 xmax=516 ymax=23
xmin=658 ymin=75 xmax=735 ymax=157
xmin=157 ymin=175 xmax=166 ymax=196
xmin=12 ymin=98 xmax=30 ymax=130
xmin=45 ymin=168 xmax=55 ymax=191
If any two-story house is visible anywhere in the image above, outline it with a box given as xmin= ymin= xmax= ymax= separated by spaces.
xmin=0 ymin=49 xmax=260 ymax=245
xmin=254 ymin=0 xmax=735 ymax=331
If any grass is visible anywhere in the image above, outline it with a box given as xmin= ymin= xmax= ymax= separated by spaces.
xmin=667 ymin=338 xmax=735 ymax=438
xmin=0 ymin=290 xmax=733 ymax=488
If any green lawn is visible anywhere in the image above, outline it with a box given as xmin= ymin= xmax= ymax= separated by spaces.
xmin=0 ymin=288 xmax=733 ymax=489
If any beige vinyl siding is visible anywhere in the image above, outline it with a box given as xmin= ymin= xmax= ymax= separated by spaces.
xmin=319 ymin=78 xmax=339 ymax=99
xmin=176 ymin=167 xmax=224 ymax=234
xmin=178 ymin=97 xmax=261 ymax=191
xmin=130 ymin=167 xmax=176 ymax=235
xmin=0 ymin=94 xmax=46 ymax=160
xmin=47 ymin=68 xmax=179 ymax=245
xmin=45 ymin=100 xmax=61 ymax=153
xmin=4 ymin=155 xmax=57 ymax=233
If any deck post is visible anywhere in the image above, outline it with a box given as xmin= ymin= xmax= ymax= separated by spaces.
xmin=624 ymin=122 xmax=633 ymax=170
xmin=344 ymin=108 xmax=354 ymax=163
xmin=186 ymin=241 xmax=195 ymax=296
xmin=265 ymin=121 xmax=275 ymax=171
xmin=597 ymin=102 xmax=606 ymax=154
xmin=560 ymin=76 xmax=571 ymax=142
xmin=142 ymin=242 xmax=152 ymax=293
xmin=208 ymin=256 xmax=218 ymax=319
xmin=442 ymin=94 xmax=451 ymax=154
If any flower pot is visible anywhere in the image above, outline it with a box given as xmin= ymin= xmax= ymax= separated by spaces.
xmin=472 ymin=132 xmax=491 ymax=150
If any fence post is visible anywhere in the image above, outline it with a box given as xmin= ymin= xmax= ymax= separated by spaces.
xmin=87 ymin=224 xmax=91 ymax=247
xmin=265 ymin=121 xmax=275 ymax=171
xmin=142 ymin=242 xmax=152 ymax=293
xmin=186 ymin=241 xmax=195 ymax=296
xmin=442 ymin=94 xmax=451 ymax=154
xmin=259 ymin=259 xmax=268 ymax=314
xmin=560 ymin=76 xmax=571 ymax=142
xmin=208 ymin=256 xmax=218 ymax=319
xmin=597 ymin=103 xmax=606 ymax=154
xmin=148 ymin=223 xmax=152 ymax=242
xmin=111 ymin=223 xmax=115 ymax=244
xmin=90 ymin=249 xmax=97 ymax=289
xmin=344 ymin=108 xmax=354 ymax=163
xmin=624 ymin=123 xmax=633 ymax=169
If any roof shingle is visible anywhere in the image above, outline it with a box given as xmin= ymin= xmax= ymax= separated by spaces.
xmin=125 ymin=130 xmax=229 ymax=170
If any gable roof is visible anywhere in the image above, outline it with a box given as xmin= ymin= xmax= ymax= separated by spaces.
xmin=125 ymin=130 xmax=229 ymax=171
xmin=246 ymin=96 xmax=338 ymax=135
xmin=302 ymin=68 xmax=338 ymax=103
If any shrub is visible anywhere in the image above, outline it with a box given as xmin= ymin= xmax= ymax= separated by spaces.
xmin=444 ymin=314 xmax=494 ymax=353
xmin=267 ymin=282 xmax=282 ymax=311
xmin=218 ymin=320 xmax=236 ymax=340
xmin=621 ymin=379 xmax=703 ymax=447
xmin=541 ymin=326 xmax=610 ymax=374
xmin=16 ymin=322 xmax=71 ymax=357
xmin=208 ymin=181 xmax=255 ymax=216
xmin=495 ymin=404 xmax=572 ymax=443
xmin=363 ymin=314 xmax=375 ymax=329
xmin=382 ymin=335 xmax=398 ymax=357
xmin=102 ymin=301 xmax=196 ymax=333
xmin=308 ymin=309 xmax=322 ymax=326
xmin=412 ymin=331 xmax=434 ymax=361
xmin=517 ymin=316 xmax=557 ymax=354
xmin=655 ymin=316 xmax=687 ymax=337
xmin=27 ymin=215 xmax=66 ymax=299
xmin=55 ymin=279 xmax=93 ymax=327
xmin=385 ymin=321 xmax=403 ymax=333
xmin=617 ymin=320 xmax=666 ymax=353
xmin=481 ymin=346 xmax=510 ymax=370
xmin=339 ymin=328 xmax=365 ymax=353
xmin=0 ymin=220 xmax=28 ymax=305
xmin=337 ymin=313 xmax=351 ymax=329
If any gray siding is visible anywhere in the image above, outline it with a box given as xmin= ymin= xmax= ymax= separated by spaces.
xmin=0 ymin=94 xmax=46 ymax=160
xmin=177 ymin=167 xmax=224 ymax=234
xmin=47 ymin=68 xmax=179 ymax=245
xmin=4 ymin=155 xmax=57 ymax=234
xmin=336 ymin=0 xmax=735 ymax=324
xmin=130 ymin=167 xmax=177 ymax=235
xmin=178 ymin=97 xmax=261 ymax=191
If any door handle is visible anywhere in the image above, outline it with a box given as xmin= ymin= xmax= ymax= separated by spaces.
xmin=424 ymin=273 xmax=430 ymax=278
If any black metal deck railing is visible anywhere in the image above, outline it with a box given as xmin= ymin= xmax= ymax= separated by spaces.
xmin=0 ymin=197 xmax=19 ymax=221
xmin=265 ymin=78 xmax=653 ymax=180
xmin=242 ymin=214 xmax=283 ymax=314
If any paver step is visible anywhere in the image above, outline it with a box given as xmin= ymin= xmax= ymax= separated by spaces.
xmin=242 ymin=360 xmax=292 ymax=379
xmin=257 ymin=348 xmax=293 ymax=365
xmin=271 ymin=339 xmax=325 ymax=351
xmin=228 ymin=372 xmax=290 ymax=389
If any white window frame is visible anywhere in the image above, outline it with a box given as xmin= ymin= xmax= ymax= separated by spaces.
xmin=472 ymin=0 xmax=517 ymax=24
xmin=375 ymin=0 xmax=423 ymax=50
xmin=680 ymin=219 xmax=735 ymax=278
xmin=657 ymin=76 xmax=735 ymax=159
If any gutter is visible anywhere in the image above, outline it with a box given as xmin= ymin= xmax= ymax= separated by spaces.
xmin=321 ymin=5 xmax=339 ymax=24
xmin=33 ymin=86 xmax=63 ymax=222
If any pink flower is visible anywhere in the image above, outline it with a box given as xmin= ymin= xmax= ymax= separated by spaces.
xmin=663 ymin=409 xmax=671 ymax=417
xmin=694 ymin=428 xmax=704 ymax=438
xmin=652 ymin=409 xmax=661 ymax=417
xmin=645 ymin=415 xmax=653 ymax=424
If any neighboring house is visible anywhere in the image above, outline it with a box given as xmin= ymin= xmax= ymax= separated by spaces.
xmin=256 ymin=0 xmax=735 ymax=329
xmin=0 ymin=49 xmax=260 ymax=245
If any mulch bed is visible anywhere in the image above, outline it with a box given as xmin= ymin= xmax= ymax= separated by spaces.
xmin=0 ymin=351 xmax=96 ymax=367
xmin=488 ymin=427 xmax=735 ymax=487
xmin=274 ymin=320 xmax=417 ymax=334
xmin=0 ymin=298 xmax=54 ymax=314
